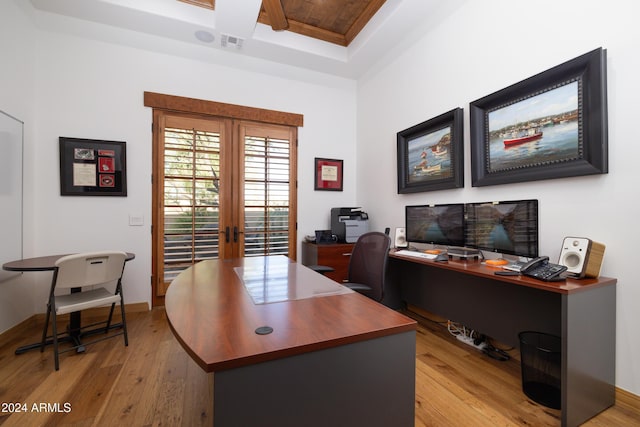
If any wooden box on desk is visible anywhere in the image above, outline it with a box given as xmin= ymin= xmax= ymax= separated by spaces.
xmin=301 ymin=241 xmax=354 ymax=283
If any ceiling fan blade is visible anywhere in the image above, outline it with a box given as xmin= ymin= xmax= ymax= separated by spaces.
xmin=262 ymin=0 xmax=288 ymax=31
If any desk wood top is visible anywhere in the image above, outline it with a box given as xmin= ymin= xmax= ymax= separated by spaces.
xmin=165 ymin=256 xmax=417 ymax=372
xmin=389 ymin=250 xmax=616 ymax=294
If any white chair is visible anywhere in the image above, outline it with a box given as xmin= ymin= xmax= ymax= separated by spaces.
xmin=41 ymin=251 xmax=129 ymax=370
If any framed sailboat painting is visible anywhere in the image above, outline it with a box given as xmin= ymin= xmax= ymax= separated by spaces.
xmin=470 ymin=47 xmax=608 ymax=187
xmin=397 ymin=108 xmax=464 ymax=194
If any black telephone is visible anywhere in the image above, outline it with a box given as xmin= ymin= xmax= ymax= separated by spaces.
xmin=520 ymin=256 xmax=567 ymax=281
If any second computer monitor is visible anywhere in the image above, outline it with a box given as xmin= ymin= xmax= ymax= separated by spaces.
xmin=464 ymin=199 xmax=539 ymax=258
xmin=405 ymin=204 xmax=465 ymax=247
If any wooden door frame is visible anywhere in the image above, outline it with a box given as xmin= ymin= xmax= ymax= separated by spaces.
xmin=146 ymin=92 xmax=303 ymax=307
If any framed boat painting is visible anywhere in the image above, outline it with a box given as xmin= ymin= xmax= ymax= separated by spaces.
xmin=397 ymin=108 xmax=464 ymax=194
xmin=470 ymin=48 xmax=608 ymax=187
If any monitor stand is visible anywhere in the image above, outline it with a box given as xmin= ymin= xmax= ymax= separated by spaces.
xmin=447 ymin=246 xmax=481 ymax=259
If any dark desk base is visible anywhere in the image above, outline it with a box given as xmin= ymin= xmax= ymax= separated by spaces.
xmin=214 ymin=331 xmax=416 ymax=427
xmin=390 ymin=257 xmax=616 ymax=427
xmin=397 ymin=263 xmax=562 ymax=346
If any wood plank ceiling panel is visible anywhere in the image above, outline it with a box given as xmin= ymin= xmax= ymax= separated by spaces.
xmin=179 ymin=0 xmax=215 ymax=10
xmin=180 ymin=0 xmax=387 ymax=46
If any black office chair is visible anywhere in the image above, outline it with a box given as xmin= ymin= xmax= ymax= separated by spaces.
xmin=311 ymin=231 xmax=391 ymax=302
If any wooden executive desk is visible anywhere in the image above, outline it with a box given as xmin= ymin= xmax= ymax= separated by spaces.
xmin=165 ymin=255 xmax=417 ymax=427
xmin=389 ymin=250 xmax=617 ymax=427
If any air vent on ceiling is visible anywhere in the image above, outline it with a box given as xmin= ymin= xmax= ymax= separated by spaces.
xmin=221 ymin=34 xmax=244 ymax=50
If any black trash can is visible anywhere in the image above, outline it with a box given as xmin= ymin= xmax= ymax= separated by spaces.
xmin=518 ymin=331 xmax=561 ymax=409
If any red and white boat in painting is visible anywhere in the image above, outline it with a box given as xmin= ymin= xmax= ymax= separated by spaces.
xmin=503 ymin=128 xmax=543 ymax=147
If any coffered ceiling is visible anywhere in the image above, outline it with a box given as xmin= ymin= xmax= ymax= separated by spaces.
xmin=28 ymin=0 xmax=455 ymax=78
xmin=180 ymin=0 xmax=387 ymax=47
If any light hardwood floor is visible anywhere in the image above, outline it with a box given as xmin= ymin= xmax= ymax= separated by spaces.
xmin=0 ymin=307 xmax=637 ymax=426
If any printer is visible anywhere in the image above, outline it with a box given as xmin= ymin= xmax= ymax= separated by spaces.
xmin=331 ymin=207 xmax=369 ymax=243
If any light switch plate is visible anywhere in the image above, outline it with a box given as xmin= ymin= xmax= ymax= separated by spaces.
xmin=129 ymin=214 xmax=144 ymax=226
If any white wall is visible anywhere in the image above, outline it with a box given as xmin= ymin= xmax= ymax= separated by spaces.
xmin=357 ymin=0 xmax=640 ymax=395
xmin=0 ymin=1 xmax=38 ymax=329
xmin=0 ymin=4 xmax=357 ymax=329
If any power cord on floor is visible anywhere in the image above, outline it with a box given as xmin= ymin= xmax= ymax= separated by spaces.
xmin=448 ymin=323 xmax=511 ymax=361
xmin=406 ymin=309 xmax=513 ymax=362
xmin=482 ymin=342 xmax=511 ymax=361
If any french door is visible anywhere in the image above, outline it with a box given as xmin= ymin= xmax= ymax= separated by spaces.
xmin=151 ymin=110 xmax=298 ymax=303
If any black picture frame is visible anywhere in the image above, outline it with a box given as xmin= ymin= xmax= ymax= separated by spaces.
xmin=59 ymin=137 xmax=127 ymax=196
xmin=397 ymin=107 xmax=464 ymax=193
xmin=470 ymin=47 xmax=608 ymax=187
xmin=314 ymin=157 xmax=343 ymax=191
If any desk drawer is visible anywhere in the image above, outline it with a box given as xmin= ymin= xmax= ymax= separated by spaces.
xmin=319 ymin=245 xmax=352 ymax=283
xmin=302 ymin=242 xmax=354 ymax=283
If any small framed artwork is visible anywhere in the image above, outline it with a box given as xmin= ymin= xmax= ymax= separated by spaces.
xmin=59 ymin=137 xmax=127 ymax=196
xmin=470 ymin=47 xmax=608 ymax=187
xmin=314 ymin=158 xmax=343 ymax=191
xmin=397 ymin=108 xmax=464 ymax=193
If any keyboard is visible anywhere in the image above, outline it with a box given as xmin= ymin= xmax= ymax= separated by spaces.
xmin=394 ymin=249 xmax=438 ymax=260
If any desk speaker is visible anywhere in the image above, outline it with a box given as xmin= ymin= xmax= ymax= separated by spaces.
xmin=558 ymin=237 xmax=605 ymax=278
xmin=394 ymin=227 xmax=408 ymax=248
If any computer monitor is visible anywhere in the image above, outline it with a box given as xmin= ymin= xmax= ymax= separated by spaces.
xmin=405 ymin=204 xmax=465 ymax=247
xmin=464 ymin=199 xmax=538 ymax=258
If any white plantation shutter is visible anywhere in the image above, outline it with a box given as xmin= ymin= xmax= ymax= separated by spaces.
xmin=243 ymin=133 xmax=292 ymax=256
xmin=161 ymin=121 xmax=222 ymax=284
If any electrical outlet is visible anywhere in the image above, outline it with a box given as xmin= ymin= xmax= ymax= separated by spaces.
xmin=456 ymin=334 xmax=487 ymax=351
